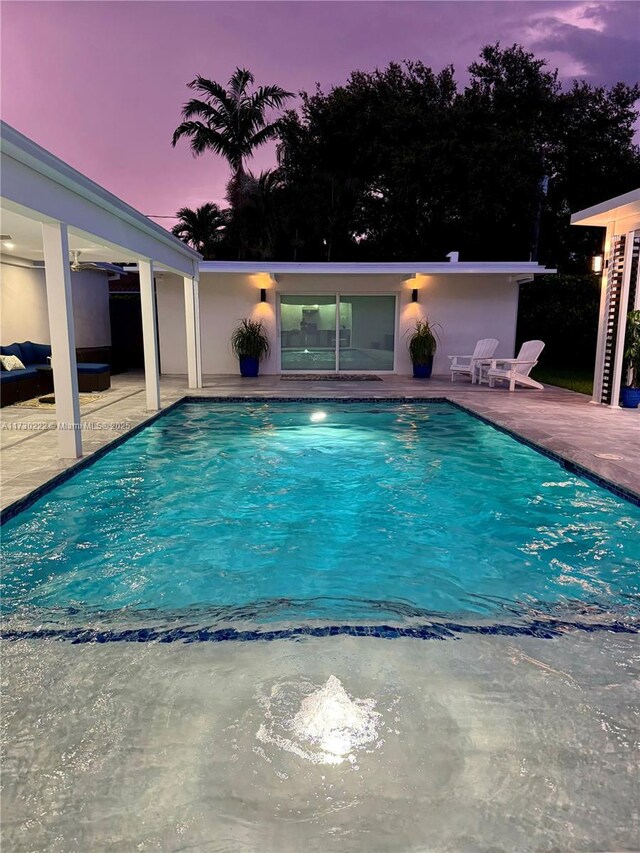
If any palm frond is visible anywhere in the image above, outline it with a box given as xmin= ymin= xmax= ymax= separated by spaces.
xmin=246 ymin=123 xmax=282 ymax=152
xmin=251 ymin=85 xmax=294 ymax=110
xmin=229 ymin=67 xmax=255 ymax=101
xmin=187 ymin=76 xmax=232 ymax=106
xmin=180 ymin=98 xmax=223 ymax=123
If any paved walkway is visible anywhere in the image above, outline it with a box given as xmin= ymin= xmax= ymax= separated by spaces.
xmin=1 ymin=372 xmax=639 ymax=511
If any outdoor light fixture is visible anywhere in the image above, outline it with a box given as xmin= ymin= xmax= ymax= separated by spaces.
xmin=411 ymin=288 xmax=418 ymax=302
xmin=260 ymin=288 xmax=267 ymax=302
xmin=591 ymin=254 xmax=604 ymax=274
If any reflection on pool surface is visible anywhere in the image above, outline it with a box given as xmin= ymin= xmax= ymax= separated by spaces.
xmin=1 ymin=400 xmax=638 ymax=851
xmin=2 ymin=401 xmax=639 ymax=628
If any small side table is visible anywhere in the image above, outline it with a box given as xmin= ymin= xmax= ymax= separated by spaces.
xmin=474 ymin=358 xmax=494 ymax=385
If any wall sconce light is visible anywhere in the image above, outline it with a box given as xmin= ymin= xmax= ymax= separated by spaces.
xmin=411 ymin=288 xmax=418 ymax=303
xmin=591 ymin=254 xmax=604 ymax=274
xmin=260 ymin=288 xmax=267 ymax=302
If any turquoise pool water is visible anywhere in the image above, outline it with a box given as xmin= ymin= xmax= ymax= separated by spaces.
xmin=2 ymin=401 xmax=639 ymax=627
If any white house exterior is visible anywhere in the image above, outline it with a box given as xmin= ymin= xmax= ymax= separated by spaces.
xmin=156 ymin=261 xmax=553 ymax=377
xmin=1 ymin=120 xmax=556 ymax=463
xmin=571 ymin=188 xmax=640 ymax=408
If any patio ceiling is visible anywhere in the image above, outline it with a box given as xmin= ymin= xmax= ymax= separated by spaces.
xmin=1 ymin=207 xmax=138 ymax=267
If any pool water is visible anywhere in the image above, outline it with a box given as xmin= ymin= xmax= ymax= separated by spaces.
xmin=2 ymin=400 xmax=639 ymax=852
xmin=2 ymin=400 xmax=639 ymax=629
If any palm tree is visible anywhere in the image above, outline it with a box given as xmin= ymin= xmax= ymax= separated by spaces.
xmin=171 ymin=68 xmax=293 ymax=190
xmin=171 ymin=203 xmax=228 ymax=258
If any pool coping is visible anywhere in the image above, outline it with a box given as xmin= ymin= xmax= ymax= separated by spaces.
xmin=1 ymin=394 xmax=639 ymax=526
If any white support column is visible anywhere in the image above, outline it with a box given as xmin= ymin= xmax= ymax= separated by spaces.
xmin=139 ymin=258 xmax=161 ymax=411
xmin=194 ymin=276 xmax=202 ymax=387
xmin=591 ymin=219 xmax=614 ymax=404
xmin=183 ymin=275 xmax=202 ymax=388
xmin=41 ymin=222 xmax=82 ymax=459
xmin=609 ymin=229 xmax=636 ymax=408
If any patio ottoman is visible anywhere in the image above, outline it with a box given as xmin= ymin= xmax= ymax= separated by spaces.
xmin=77 ymin=363 xmax=111 ymax=392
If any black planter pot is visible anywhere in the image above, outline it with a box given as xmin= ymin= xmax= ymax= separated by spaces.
xmin=412 ymin=357 xmax=434 ymax=379
xmin=239 ymin=356 xmax=260 ymax=377
xmin=620 ymin=386 xmax=640 ymax=408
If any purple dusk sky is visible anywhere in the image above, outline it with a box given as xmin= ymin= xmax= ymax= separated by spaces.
xmin=2 ymin=1 xmax=639 ymax=228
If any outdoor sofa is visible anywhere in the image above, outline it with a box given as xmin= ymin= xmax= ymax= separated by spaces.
xmin=0 ymin=341 xmax=110 ymax=407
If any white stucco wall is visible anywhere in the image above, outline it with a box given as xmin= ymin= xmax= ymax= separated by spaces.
xmin=0 ymin=262 xmax=111 ymax=348
xmin=156 ymin=271 xmax=520 ymax=376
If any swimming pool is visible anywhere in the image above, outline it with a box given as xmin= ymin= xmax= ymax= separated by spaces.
xmin=2 ymin=399 xmax=639 ymax=633
xmin=2 ymin=399 xmax=639 ymax=851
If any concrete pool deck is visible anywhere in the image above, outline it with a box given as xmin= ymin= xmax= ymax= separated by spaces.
xmin=1 ymin=372 xmax=639 ymax=512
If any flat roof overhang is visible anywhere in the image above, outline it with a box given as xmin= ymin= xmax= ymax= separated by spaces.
xmin=571 ymin=188 xmax=640 ymax=231
xmin=1 ymin=121 xmax=201 ymax=277
xmin=199 ymin=261 xmax=555 ymax=282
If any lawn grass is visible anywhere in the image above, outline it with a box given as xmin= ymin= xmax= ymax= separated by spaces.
xmin=531 ymin=366 xmax=594 ymax=396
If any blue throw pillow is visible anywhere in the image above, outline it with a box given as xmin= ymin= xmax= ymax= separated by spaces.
xmin=18 ymin=341 xmax=37 ymax=365
xmin=0 ymin=343 xmax=24 ymax=362
xmin=31 ymin=342 xmax=52 ymax=363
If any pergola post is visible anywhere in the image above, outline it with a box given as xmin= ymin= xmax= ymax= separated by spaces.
xmin=184 ymin=274 xmax=202 ymax=389
xmin=139 ymin=258 xmax=161 ymax=411
xmin=194 ymin=276 xmax=202 ymax=387
xmin=41 ymin=221 xmax=82 ymax=459
xmin=591 ymin=220 xmax=614 ymax=404
xmin=609 ymin=229 xmax=636 ymax=407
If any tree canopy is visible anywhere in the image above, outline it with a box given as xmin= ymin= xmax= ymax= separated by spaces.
xmin=172 ymin=44 xmax=640 ymax=268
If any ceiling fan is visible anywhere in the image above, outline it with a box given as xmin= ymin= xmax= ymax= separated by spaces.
xmin=70 ymin=250 xmax=106 ymax=272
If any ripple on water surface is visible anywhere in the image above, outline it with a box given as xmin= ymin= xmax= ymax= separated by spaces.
xmin=2 ymin=401 xmax=639 ymax=630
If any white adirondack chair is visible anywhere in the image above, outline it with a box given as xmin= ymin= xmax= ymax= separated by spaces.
xmin=485 ymin=340 xmax=545 ymax=391
xmin=448 ymin=338 xmax=499 ymax=383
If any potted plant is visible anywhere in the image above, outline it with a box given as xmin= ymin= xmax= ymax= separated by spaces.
xmin=621 ymin=309 xmax=640 ymax=408
xmin=231 ymin=318 xmax=271 ymax=377
xmin=407 ymin=318 xmax=439 ymax=378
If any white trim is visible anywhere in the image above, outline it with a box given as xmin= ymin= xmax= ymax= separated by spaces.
xmin=1 ymin=121 xmax=201 ymax=278
xmin=199 ymin=260 xmax=553 ymax=277
xmin=1 ymin=121 xmax=201 ymax=265
xmin=571 ymin=188 xmax=640 ymax=228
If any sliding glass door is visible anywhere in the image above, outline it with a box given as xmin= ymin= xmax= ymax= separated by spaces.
xmin=280 ymin=294 xmax=396 ymax=372
xmin=280 ymin=296 xmax=337 ymax=371
xmin=338 ymin=295 xmax=395 ymax=371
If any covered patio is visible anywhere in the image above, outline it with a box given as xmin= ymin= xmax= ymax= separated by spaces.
xmin=0 ymin=121 xmax=203 ymax=459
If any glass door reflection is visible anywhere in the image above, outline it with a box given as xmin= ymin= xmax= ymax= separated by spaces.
xmin=338 ymin=296 xmax=395 ymax=371
xmin=280 ymin=296 xmax=337 ymax=371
